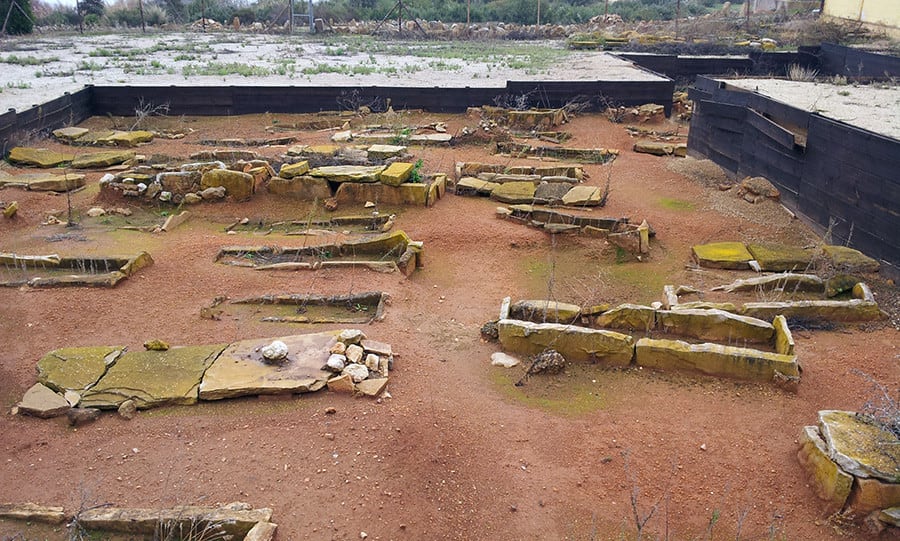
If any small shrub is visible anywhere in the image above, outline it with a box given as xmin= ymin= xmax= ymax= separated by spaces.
xmin=787 ymin=63 xmax=818 ymax=82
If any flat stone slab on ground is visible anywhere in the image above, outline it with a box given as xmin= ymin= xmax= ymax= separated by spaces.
xmin=199 ymin=333 xmax=337 ymax=400
xmin=37 ymin=346 xmax=123 ymax=393
xmin=309 ymin=165 xmax=386 ymax=183
xmin=692 ymin=241 xmax=754 ymax=269
xmin=7 ymin=147 xmax=74 ymax=168
xmin=746 ymin=243 xmax=816 ymax=272
xmin=635 ymin=338 xmax=799 ymax=382
xmin=77 ymin=504 xmax=272 ymax=537
xmin=0 ymin=172 xmax=86 ymax=191
xmin=71 ymin=150 xmax=135 ymax=169
xmin=498 ymin=319 xmax=634 ymax=365
xmin=81 ymin=344 xmax=226 ymax=409
xmin=561 ymin=185 xmax=605 ymax=206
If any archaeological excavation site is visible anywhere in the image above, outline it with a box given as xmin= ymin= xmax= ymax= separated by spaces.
xmin=0 ymin=9 xmax=898 ymax=540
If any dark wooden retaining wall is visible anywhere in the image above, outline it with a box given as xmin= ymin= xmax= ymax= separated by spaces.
xmin=688 ymin=76 xmax=900 ymax=270
xmin=1 ymin=78 xmax=674 ymax=151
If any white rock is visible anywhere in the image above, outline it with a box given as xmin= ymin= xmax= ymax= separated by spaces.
xmin=490 ymin=352 xmax=521 ymax=368
xmin=99 ymin=173 xmax=116 ymax=185
xmin=342 ymin=363 xmax=369 ymax=383
xmin=339 ymin=329 xmax=366 ymax=345
xmin=326 ymin=354 xmax=346 ymax=373
xmin=158 ymin=191 xmax=172 ymax=202
xmin=261 ymin=340 xmax=289 ymax=362
xmin=365 ymin=353 xmax=380 ymax=371
xmin=346 ymin=344 xmax=364 ymax=364
xmin=86 ymin=207 xmax=106 ymax=217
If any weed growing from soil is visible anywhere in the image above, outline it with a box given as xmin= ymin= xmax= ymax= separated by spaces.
xmin=1 ymin=54 xmax=59 ymax=65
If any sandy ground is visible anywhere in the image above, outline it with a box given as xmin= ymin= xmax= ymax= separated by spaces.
xmin=0 ymin=109 xmax=897 ymax=540
xmin=0 ymin=32 xmax=664 ymax=113
xmin=725 ymin=78 xmax=900 ymax=139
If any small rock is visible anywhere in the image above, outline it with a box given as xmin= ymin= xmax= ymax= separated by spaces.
xmin=113 ymin=207 xmax=132 ymax=216
xmin=261 ymin=340 xmax=289 ymax=363
xmin=86 ymin=207 xmax=106 ymax=218
xmin=183 ymin=193 xmax=203 ymax=204
xmin=136 ymin=182 xmax=147 ymax=194
xmin=330 ymin=342 xmax=347 ymax=355
xmin=364 ymin=201 xmax=376 ymax=208
xmin=700 ymin=443 xmax=707 ymax=451
xmin=324 ymin=433 xmax=335 ymax=440
xmin=325 ymin=406 xmax=337 ymax=414
xmin=339 ymin=329 xmax=366 ymax=345
xmin=200 ymin=186 xmax=227 ymax=200
xmin=364 ymin=353 xmax=380 ymax=371
xmin=145 ymin=182 xmax=161 ymax=200
xmin=118 ymin=399 xmax=137 ymax=420
xmin=3 ymin=201 xmax=18 ymax=218
xmin=158 ymin=191 xmax=172 ymax=202
xmin=99 ymin=173 xmax=116 ymax=185
xmin=490 ymin=352 xmax=520 ymax=368
xmin=325 ymin=354 xmax=346 ymax=373
xmin=67 ymin=408 xmax=101 ymax=426
xmin=342 ymin=363 xmax=369 ymax=383
xmin=327 ymin=374 xmax=355 ymax=393
xmin=143 ymin=339 xmax=169 ymax=351
xmin=346 ymin=344 xmax=364 ymax=364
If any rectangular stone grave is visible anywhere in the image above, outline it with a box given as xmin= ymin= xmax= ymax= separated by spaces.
xmin=216 ymin=291 xmax=387 ymax=324
xmin=0 ymin=252 xmax=153 ymax=288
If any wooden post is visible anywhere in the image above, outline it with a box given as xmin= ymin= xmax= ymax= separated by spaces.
xmin=1 ymin=0 xmax=15 ymax=34
xmin=289 ymin=0 xmax=293 ymax=32
xmin=397 ymin=0 xmax=402 ymax=35
xmin=77 ymin=0 xmax=83 ymax=34
xmin=604 ymin=0 xmax=609 ymax=19
xmin=466 ymin=0 xmax=470 ymax=25
xmin=675 ymin=0 xmax=680 ymax=39
xmin=745 ymin=0 xmax=750 ymax=31
xmin=138 ymin=0 xmax=146 ymax=32
xmin=536 ymin=0 xmax=540 ymax=26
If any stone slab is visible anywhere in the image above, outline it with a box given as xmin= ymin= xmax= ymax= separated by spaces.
xmin=200 ymin=333 xmax=338 ymax=400
xmin=37 ymin=346 xmax=123 ymax=393
xmin=81 ymin=345 xmax=226 ymax=409
xmin=594 ymin=303 xmax=656 ymax=332
xmin=823 ymin=245 xmax=880 ymax=273
xmin=561 ymin=185 xmax=605 ymax=206
xmin=498 ymin=319 xmax=634 ymax=366
xmin=17 ymin=383 xmax=71 ymax=418
xmin=201 ymin=169 xmax=254 ymax=201
xmin=635 ymin=338 xmax=799 ymax=382
xmin=849 ymin=477 xmax=900 ymax=515
xmin=7 ymin=147 xmax=74 ymax=168
xmin=77 ymin=505 xmax=271 ymax=537
xmin=797 ymin=425 xmax=853 ymax=512
xmin=509 ymin=299 xmax=581 ymax=324
xmin=746 ymin=243 xmax=817 ymax=272
xmin=380 ymin=162 xmax=414 ymax=186
xmin=740 ymin=300 xmax=884 ymax=322
xmin=279 ymin=160 xmax=310 ymax=179
xmin=367 ymin=144 xmax=406 ymax=159
xmin=656 ymin=309 xmax=774 ymax=344
xmin=71 ymin=150 xmax=135 ymax=169
xmin=0 ymin=172 xmax=86 ymax=192
xmin=692 ymin=242 xmax=754 ymax=269
xmin=267 ymin=175 xmax=332 ymax=200
xmin=309 ymin=165 xmax=385 ymax=183
xmin=819 ymin=410 xmax=900 ymax=483
xmin=490 ymin=181 xmax=535 ymax=204
xmin=0 ymin=503 xmax=66 ymax=524
xmin=712 ymin=273 xmax=824 ymax=294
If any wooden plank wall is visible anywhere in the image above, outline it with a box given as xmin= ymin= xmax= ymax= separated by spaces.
xmin=0 ymin=88 xmax=94 ymax=155
xmin=688 ymin=85 xmax=900 ymax=268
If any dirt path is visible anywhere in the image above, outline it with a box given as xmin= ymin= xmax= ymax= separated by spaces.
xmin=0 ymin=112 xmax=897 ymax=540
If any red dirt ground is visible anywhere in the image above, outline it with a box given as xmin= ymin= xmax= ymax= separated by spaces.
xmin=0 ymin=111 xmax=897 ymax=540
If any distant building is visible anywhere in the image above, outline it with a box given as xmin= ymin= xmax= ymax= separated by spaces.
xmin=822 ymin=0 xmax=900 ymax=37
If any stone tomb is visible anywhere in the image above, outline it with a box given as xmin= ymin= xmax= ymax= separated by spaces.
xmin=0 ymin=252 xmax=153 ymax=288
xmin=215 ymin=230 xmax=422 ymax=276
xmin=494 ymin=297 xmax=799 ymax=385
xmin=205 ymin=291 xmax=388 ymax=324
xmin=16 ymin=329 xmax=394 ymax=419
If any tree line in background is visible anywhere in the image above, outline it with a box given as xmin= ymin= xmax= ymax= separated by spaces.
xmin=4 ymin=0 xmax=730 ymax=34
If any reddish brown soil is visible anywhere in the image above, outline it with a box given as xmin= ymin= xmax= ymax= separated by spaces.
xmin=0 ymin=111 xmax=897 ymax=541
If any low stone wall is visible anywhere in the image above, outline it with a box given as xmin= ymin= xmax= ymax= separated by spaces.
xmin=494 ymin=297 xmax=800 ymax=385
xmin=0 ymin=252 xmax=153 ymax=288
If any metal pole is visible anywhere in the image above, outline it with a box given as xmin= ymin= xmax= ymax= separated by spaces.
xmin=466 ymin=0 xmax=470 ymax=25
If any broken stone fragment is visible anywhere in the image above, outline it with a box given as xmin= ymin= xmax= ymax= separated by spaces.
xmin=490 ymin=352 xmax=520 ymax=368
xmin=327 ymin=374 xmax=355 ymax=393
xmin=325 ymin=354 xmax=346 ymax=373
xmin=355 ymin=378 xmax=388 ymax=397
xmin=143 ymin=339 xmax=170 ymax=351
xmin=330 ymin=342 xmax=347 ymax=355
xmin=67 ymin=407 xmax=101 ymax=426
xmin=118 ymin=399 xmax=137 ymax=420
xmin=345 ymin=344 xmax=364 ymax=364
xmin=17 ymin=383 xmax=71 ymax=418
xmin=339 ymin=329 xmax=366 ymax=345
xmin=342 ymin=363 xmax=369 ymax=383
xmin=261 ymin=340 xmax=289 ymax=363
xmin=364 ymin=353 xmax=380 ymax=371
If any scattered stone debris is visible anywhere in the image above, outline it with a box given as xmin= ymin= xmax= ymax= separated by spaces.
xmin=737 ymin=176 xmax=781 ymax=203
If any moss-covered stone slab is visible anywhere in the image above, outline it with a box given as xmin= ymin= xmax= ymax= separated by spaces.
xmin=498 ymin=319 xmax=634 ymax=366
xmin=16 ymin=383 xmax=71 ymax=418
xmin=106 ymin=130 xmax=154 ymax=147
xmin=201 ymin=169 xmax=254 ymax=201
xmin=71 ymin=150 xmax=135 ymax=169
xmin=823 ymin=245 xmax=880 ymax=273
xmin=490 ymin=181 xmax=535 ymax=204
xmin=879 ymin=508 xmax=900 ymax=527
xmin=199 ymin=333 xmax=337 ymax=400
xmin=37 ymin=346 xmax=123 ymax=393
xmin=308 ymin=165 xmax=385 ymax=183
xmin=7 ymin=147 xmax=74 ymax=168
xmin=740 ymin=299 xmax=884 ymax=322
xmin=797 ymin=425 xmax=853 ymax=512
xmin=819 ymin=410 xmax=900 ymax=483
xmin=52 ymin=127 xmax=89 ymax=142
xmin=81 ymin=344 xmax=226 ymax=409
xmin=279 ymin=160 xmax=309 ymax=179
xmin=692 ymin=242 xmax=754 ymax=269
xmin=594 ymin=303 xmax=656 ymax=332
xmin=267 ymin=175 xmax=332 ymax=200
xmin=561 ymin=185 xmax=605 ymax=206
xmin=656 ymin=309 xmax=774 ymax=343
xmin=23 ymin=172 xmax=86 ymax=192
xmin=635 ymin=338 xmax=799 ymax=382
xmin=773 ymin=315 xmax=794 ymax=355
xmin=509 ymin=300 xmax=581 ymax=324
xmin=380 ymin=162 xmax=414 ymax=187
xmin=746 ymin=243 xmax=816 ymax=272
